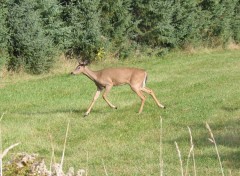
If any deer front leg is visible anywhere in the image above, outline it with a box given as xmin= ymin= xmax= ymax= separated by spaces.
xmin=85 ymin=90 xmax=101 ymax=116
xmin=102 ymin=85 xmax=117 ymax=109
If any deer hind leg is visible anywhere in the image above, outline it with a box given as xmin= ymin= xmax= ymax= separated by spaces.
xmin=131 ymin=86 xmax=146 ymax=114
xmin=102 ymin=85 xmax=117 ymax=109
xmin=141 ymin=87 xmax=165 ymax=108
xmin=85 ymin=89 xmax=101 ymax=116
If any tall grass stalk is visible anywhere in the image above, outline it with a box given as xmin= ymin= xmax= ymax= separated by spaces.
xmin=175 ymin=141 xmax=184 ymax=176
xmin=0 ymin=113 xmax=5 ymax=176
xmin=206 ymin=122 xmax=225 ymax=176
xmin=185 ymin=126 xmax=196 ymax=176
xmin=86 ymin=151 xmax=89 ymax=176
xmin=0 ymin=112 xmax=20 ymax=176
xmin=60 ymin=120 xmax=70 ymax=170
xmin=49 ymin=134 xmax=55 ymax=175
xmin=1 ymin=143 xmax=20 ymax=160
xmin=159 ymin=116 xmax=163 ymax=176
xmin=102 ymin=159 xmax=109 ymax=176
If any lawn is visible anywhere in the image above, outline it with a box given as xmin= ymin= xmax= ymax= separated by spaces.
xmin=0 ymin=50 xmax=240 ymax=175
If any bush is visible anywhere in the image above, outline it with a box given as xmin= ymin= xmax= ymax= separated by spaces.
xmin=100 ymin=0 xmax=135 ymax=57
xmin=199 ymin=0 xmax=239 ymax=46
xmin=2 ymin=0 xmax=240 ymax=74
xmin=132 ymin=0 xmax=176 ymax=48
xmin=171 ymin=0 xmax=203 ymax=47
xmin=63 ymin=0 xmax=102 ymax=61
xmin=231 ymin=0 xmax=240 ymax=42
xmin=7 ymin=0 xmax=60 ymax=74
xmin=0 ymin=1 xmax=9 ymax=72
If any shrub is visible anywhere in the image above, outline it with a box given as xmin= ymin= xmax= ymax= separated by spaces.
xmin=231 ymin=0 xmax=240 ymax=42
xmin=199 ymin=0 xmax=239 ymax=46
xmin=64 ymin=0 xmax=102 ymax=61
xmin=131 ymin=0 xmax=176 ymax=48
xmin=100 ymin=0 xmax=135 ymax=58
xmin=7 ymin=0 xmax=60 ymax=74
xmin=0 ymin=0 xmax=9 ymax=72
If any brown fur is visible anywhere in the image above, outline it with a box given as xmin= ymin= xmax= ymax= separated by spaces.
xmin=71 ymin=63 xmax=165 ymax=116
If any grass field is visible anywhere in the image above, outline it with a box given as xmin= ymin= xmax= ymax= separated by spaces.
xmin=0 ymin=50 xmax=240 ymax=175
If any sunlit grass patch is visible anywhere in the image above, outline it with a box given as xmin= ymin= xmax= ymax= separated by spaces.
xmin=0 ymin=50 xmax=240 ymax=175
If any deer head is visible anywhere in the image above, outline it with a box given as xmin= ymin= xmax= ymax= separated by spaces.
xmin=71 ymin=59 xmax=89 ymax=75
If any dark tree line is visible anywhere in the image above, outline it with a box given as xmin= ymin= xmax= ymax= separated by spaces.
xmin=0 ymin=0 xmax=239 ymax=74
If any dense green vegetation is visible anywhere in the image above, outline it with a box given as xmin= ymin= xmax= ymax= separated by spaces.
xmin=1 ymin=50 xmax=240 ymax=175
xmin=0 ymin=0 xmax=240 ymax=73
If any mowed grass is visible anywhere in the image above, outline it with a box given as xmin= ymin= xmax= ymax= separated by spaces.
xmin=0 ymin=50 xmax=240 ymax=175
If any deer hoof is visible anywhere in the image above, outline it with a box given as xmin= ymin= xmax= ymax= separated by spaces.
xmin=159 ymin=105 xmax=165 ymax=109
xmin=84 ymin=112 xmax=89 ymax=117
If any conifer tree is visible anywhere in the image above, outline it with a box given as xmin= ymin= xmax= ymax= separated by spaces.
xmin=0 ymin=0 xmax=9 ymax=70
xmin=100 ymin=0 xmax=134 ymax=58
xmin=199 ymin=0 xmax=238 ymax=46
xmin=67 ymin=0 xmax=102 ymax=61
xmin=38 ymin=0 xmax=66 ymax=49
xmin=131 ymin=0 xmax=175 ymax=48
xmin=230 ymin=0 xmax=240 ymax=43
xmin=1 ymin=0 xmax=240 ymax=74
xmin=7 ymin=0 xmax=61 ymax=74
xmin=171 ymin=0 xmax=202 ymax=47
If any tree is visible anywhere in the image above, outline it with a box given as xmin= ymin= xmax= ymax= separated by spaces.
xmin=65 ymin=0 xmax=102 ymax=61
xmin=231 ymin=0 xmax=240 ymax=43
xmin=100 ymin=0 xmax=135 ymax=58
xmin=171 ymin=0 xmax=202 ymax=47
xmin=7 ymin=0 xmax=61 ymax=74
xmin=131 ymin=0 xmax=175 ymax=48
xmin=199 ymin=0 xmax=238 ymax=46
xmin=0 ymin=0 xmax=9 ymax=71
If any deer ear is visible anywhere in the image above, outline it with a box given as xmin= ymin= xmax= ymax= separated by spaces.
xmin=83 ymin=60 xmax=89 ymax=66
xmin=78 ymin=60 xmax=89 ymax=66
xmin=77 ymin=56 xmax=82 ymax=64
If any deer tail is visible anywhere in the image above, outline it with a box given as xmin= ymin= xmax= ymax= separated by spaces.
xmin=142 ymin=72 xmax=148 ymax=88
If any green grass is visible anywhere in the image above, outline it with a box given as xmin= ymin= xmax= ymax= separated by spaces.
xmin=0 ymin=50 xmax=240 ymax=175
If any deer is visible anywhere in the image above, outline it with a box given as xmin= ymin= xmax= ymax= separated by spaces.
xmin=71 ymin=60 xmax=165 ymax=116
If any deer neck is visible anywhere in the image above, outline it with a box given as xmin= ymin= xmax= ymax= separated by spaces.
xmin=83 ymin=66 xmax=98 ymax=82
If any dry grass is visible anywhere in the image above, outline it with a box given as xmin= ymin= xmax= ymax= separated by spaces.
xmin=227 ymin=42 xmax=240 ymax=50
xmin=206 ymin=122 xmax=225 ymax=176
xmin=159 ymin=117 xmax=163 ymax=176
xmin=173 ymin=124 xmax=227 ymax=176
xmin=0 ymin=54 xmax=76 ymax=88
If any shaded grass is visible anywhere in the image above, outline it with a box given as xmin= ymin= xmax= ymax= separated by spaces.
xmin=0 ymin=50 xmax=240 ymax=175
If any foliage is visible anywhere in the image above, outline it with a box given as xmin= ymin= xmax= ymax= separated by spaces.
xmin=100 ymin=0 xmax=135 ymax=59
xmin=171 ymin=0 xmax=202 ymax=47
xmin=231 ymin=0 xmax=240 ymax=42
xmin=6 ymin=0 xmax=61 ymax=74
xmin=0 ymin=0 xmax=240 ymax=73
xmin=132 ymin=0 xmax=176 ymax=47
xmin=38 ymin=0 xmax=67 ymax=49
xmin=63 ymin=0 xmax=102 ymax=61
xmin=199 ymin=0 xmax=239 ymax=46
xmin=0 ymin=0 xmax=9 ymax=71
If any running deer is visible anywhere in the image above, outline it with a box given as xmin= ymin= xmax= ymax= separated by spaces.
xmin=71 ymin=61 xmax=165 ymax=116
